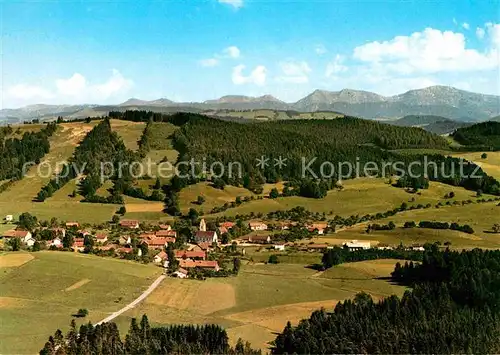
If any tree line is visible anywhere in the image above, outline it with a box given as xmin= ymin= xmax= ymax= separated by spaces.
xmin=40 ymin=314 xmax=261 ymax=355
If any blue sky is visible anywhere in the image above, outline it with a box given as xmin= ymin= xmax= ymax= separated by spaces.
xmin=1 ymin=0 xmax=499 ymax=108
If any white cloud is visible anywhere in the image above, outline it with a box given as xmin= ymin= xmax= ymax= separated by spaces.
xmin=7 ymin=84 xmax=54 ymax=101
xmin=453 ymin=18 xmax=458 ymax=25
xmin=325 ymin=55 xmax=348 ymax=78
xmin=218 ymin=0 xmax=243 ymax=9
xmin=462 ymin=22 xmax=470 ymax=30
xmin=315 ymin=44 xmax=327 ymax=55
xmin=223 ymin=46 xmax=241 ymax=58
xmin=277 ymin=60 xmax=311 ymax=83
xmin=5 ymin=69 xmax=133 ymax=106
xmin=353 ymin=27 xmax=499 ymax=74
xmin=94 ymin=69 xmax=133 ymax=98
xmin=232 ymin=64 xmax=267 ymax=85
xmin=477 ymin=27 xmax=486 ymax=39
xmin=199 ymin=58 xmax=219 ymax=67
xmin=56 ymin=73 xmax=87 ymax=96
xmin=486 ymin=22 xmax=500 ymax=46
xmin=199 ymin=46 xmax=240 ymax=68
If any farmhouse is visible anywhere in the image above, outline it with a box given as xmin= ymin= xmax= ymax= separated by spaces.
xmin=72 ymin=238 xmax=85 ymax=252
xmin=119 ymin=235 xmax=132 ymax=245
xmin=179 ymin=259 xmax=220 ymax=271
xmin=48 ymin=237 xmax=63 ymax=248
xmin=194 ymin=230 xmax=218 ymax=244
xmin=144 ymin=237 xmax=175 ymax=249
xmin=249 ymin=222 xmax=268 ymax=231
xmin=173 ymin=268 xmax=189 ymax=278
xmin=277 ymin=221 xmax=297 ymax=230
xmin=154 ymin=251 xmax=167 ymax=264
xmin=2 ymin=230 xmax=32 ymax=242
xmin=156 ymin=230 xmax=177 ymax=238
xmin=195 ymin=242 xmax=213 ymax=251
xmin=307 ymin=223 xmax=328 ymax=234
xmin=174 ymin=250 xmax=206 ymax=260
xmin=139 ymin=233 xmax=156 ymax=240
xmin=4 ymin=215 xmax=13 ymax=222
xmin=247 ymin=235 xmax=271 ymax=244
xmin=95 ymin=233 xmax=108 ymax=243
xmin=65 ymin=222 xmax=79 ymax=228
xmin=344 ymin=240 xmax=371 ymax=250
xmin=120 ymin=219 xmax=140 ymax=229
xmin=219 ymin=221 xmax=235 ymax=233
xmin=158 ymin=224 xmax=171 ymax=230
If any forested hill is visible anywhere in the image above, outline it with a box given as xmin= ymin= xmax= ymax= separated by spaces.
xmin=170 ymin=113 xmax=499 ymax=196
xmin=452 ymin=121 xmax=500 ymax=150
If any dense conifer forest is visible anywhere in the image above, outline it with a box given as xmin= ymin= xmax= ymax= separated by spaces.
xmin=452 ymin=121 xmax=500 ymax=150
xmin=273 ymin=247 xmax=500 ymax=354
xmin=0 ymin=122 xmax=57 ymax=181
xmin=170 ymin=114 xmax=499 ymax=196
xmin=40 ymin=315 xmax=260 ymax=355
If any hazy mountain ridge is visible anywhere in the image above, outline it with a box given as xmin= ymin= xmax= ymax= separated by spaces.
xmin=1 ymin=85 xmax=499 ymax=123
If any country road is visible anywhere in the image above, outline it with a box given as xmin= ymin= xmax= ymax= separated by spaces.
xmin=96 ymin=274 xmax=166 ymax=325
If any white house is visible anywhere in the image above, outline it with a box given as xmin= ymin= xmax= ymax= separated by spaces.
xmin=194 ymin=230 xmax=218 ymax=244
xmin=173 ymin=268 xmax=188 ymax=278
xmin=25 ymin=237 xmax=36 ymax=247
xmin=4 ymin=215 xmax=13 ymax=223
xmin=344 ymin=240 xmax=371 ymax=250
xmin=274 ymin=244 xmax=286 ymax=251
xmin=249 ymin=222 xmax=268 ymax=231
xmin=153 ymin=251 xmax=167 ymax=264
xmin=49 ymin=237 xmax=63 ymax=248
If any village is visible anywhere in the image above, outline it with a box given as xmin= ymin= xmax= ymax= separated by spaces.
xmin=1 ymin=213 xmax=427 ymax=279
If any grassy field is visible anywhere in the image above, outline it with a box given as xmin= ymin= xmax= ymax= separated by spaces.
xmin=111 ymin=260 xmax=406 ymax=351
xmin=208 ymin=178 xmax=494 ymax=218
xmin=0 ymin=121 xmax=121 ymax=223
xmin=324 ymin=200 xmax=500 ymax=249
xmin=110 ymin=119 xmax=146 ymax=151
xmin=452 ymin=151 xmax=500 ymax=180
xmin=0 ymin=251 xmax=161 ymax=354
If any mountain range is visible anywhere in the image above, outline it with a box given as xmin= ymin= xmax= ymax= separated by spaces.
xmin=1 ymin=85 xmax=499 ymax=124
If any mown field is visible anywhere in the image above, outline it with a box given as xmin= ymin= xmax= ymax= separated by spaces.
xmin=0 ymin=251 xmax=161 ymax=354
xmin=207 ymin=178 xmax=495 ymax=217
xmin=0 ymin=121 xmax=121 ymax=223
xmin=452 ymin=151 xmax=500 ymax=180
xmin=112 ymin=260 xmax=406 ymax=351
xmin=0 ymin=120 xmax=179 ymax=224
xmin=321 ymin=200 xmax=500 ymax=249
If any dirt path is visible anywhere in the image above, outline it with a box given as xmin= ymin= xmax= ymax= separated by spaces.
xmin=96 ymin=274 xmax=166 ymax=325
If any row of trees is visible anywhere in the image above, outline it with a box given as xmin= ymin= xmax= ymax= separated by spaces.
xmin=41 ymin=315 xmax=261 ymax=354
